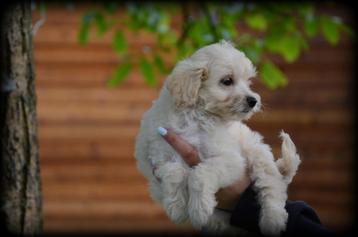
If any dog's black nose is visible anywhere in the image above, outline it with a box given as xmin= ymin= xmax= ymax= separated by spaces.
xmin=246 ymin=96 xmax=257 ymax=108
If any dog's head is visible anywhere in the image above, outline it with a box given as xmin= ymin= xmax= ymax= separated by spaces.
xmin=166 ymin=40 xmax=261 ymax=121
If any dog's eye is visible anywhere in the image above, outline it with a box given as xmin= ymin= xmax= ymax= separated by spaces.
xmin=220 ymin=77 xmax=234 ymax=86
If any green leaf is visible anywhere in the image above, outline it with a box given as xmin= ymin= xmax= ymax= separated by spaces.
xmin=241 ymin=47 xmax=261 ymax=64
xmin=260 ymin=62 xmax=288 ymax=89
xmin=158 ymin=31 xmax=177 ymax=45
xmin=94 ymin=13 xmax=108 ymax=36
xmin=298 ymin=4 xmax=314 ymax=19
xmin=78 ymin=15 xmax=92 ymax=44
xmin=176 ymin=43 xmax=194 ymax=61
xmin=280 ymin=36 xmax=302 ymax=62
xmin=140 ymin=58 xmax=157 ymax=86
xmin=320 ymin=15 xmax=341 ymax=45
xmin=282 ymin=16 xmax=296 ymax=33
xmin=265 ymin=32 xmax=303 ymax=63
xmin=107 ymin=63 xmax=132 ymax=87
xmin=153 ymin=54 xmax=167 ymax=73
xmin=304 ymin=16 xmax=318 ymax=38
xmin=112 ymin=31 xmax=127 ymax=54
xmin=244 ymin=13 xmax=267 ymax=31
xmin=188 ymin=20 xmax=210 ymax=47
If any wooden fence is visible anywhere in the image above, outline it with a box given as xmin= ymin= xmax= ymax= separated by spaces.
xmin=32 ymin=4 xmax=354 ymax=234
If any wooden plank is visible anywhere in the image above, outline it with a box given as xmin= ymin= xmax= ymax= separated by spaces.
xmin=34 ymin=64 xmax=167 ymax=89
xmin=42 ymin=200 xmax=353 ymax=229
xmin=41 ymin=157 xmax=353 ymax=182
xmin=41 ymin=162 xmax=141 ymax=182
xmin=39 ymin=142 xmax=136 ymax=161
xmin=291 ymin=171 xmax=353 ymax=191
xmin=42 ymin=181 xmax=151 ymax=201
xmin=37 ymin=103 xmax=148 ymax=124
xmin=43 ymin=200 xmax=167 ymax=220
xmin=311 ymin=207 xmax=354 ymax=231
xmin=36 ymin=97 xmax=353 ymax=124
xmin=34 ymin=63 xmax=352 ymax=89
xmin=36 ymin=87 xmax=353 ymax=111
xmin=36 ymin=88 xmax=160 ymax=104
xmin=38 ymin=136 xmax=352 ymax=163
xmin=38 ymin=124 xmax=139 ymax=140
xmin=37 ymin=123 xmax=352 ymax=146
xmin=41 ymin=163 xmax=352 ymax=192
xmin=42 ymin=180 xmax=354 ymax=206
xmin=37 ymin=136 xmax=352 ymax=157
xmin=289 ymin=189 xmax=353 ymax=207
xmin=37 ymin=91 xmax=352 ymax=111
xmin=258 ymin=90 xmax=352 ymax=109
xmin=44 ymin=219 xmax=194 ymax=234
xmin=33 ymin=42 xmax=353 ymax=66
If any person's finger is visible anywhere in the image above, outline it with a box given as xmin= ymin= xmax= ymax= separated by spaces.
xmin=157 ymin=126 xmax=200 ymax=167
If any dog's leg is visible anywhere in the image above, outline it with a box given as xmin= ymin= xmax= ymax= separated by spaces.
xmin=233 ymin=124 xmax=290 ymax=235
xmin=155 ymin=161 xmax=189 ymax=224
xmin=244 ymin=142 xmax=289 ymax=236
xmin=187 ymin=155 xmax=245 ymax=230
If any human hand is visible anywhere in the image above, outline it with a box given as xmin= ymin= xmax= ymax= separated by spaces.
xmin=157 ymin=127 xmax=251 ymax=211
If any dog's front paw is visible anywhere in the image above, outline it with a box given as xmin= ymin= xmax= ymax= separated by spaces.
xmin=162 ymin=175 xmax=189 ymax=224
xmin=158 ymin=162 xmax=189 ymax=224
xmin=188 ymin=197 xmax=215 ymax=230
xmin=259 ymin=207 xmax=288 ymax=236
xmin=162 ymin=186 xmax=188 ymax=224
xmin=164 ymin=198 xmax=188 ymax=224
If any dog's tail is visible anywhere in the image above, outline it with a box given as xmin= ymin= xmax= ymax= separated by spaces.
xmin=276 ymin=130 xmax=301 ymax=184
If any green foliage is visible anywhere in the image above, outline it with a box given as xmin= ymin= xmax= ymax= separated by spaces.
xmin=78 ymin=11 xmax=93 ymax=44
xmin=107 ymin=62 xmax=132 ymax=87
xmin=244 ymin=13 xmax=267 ymax=31
xmin=77 ymin=2 xmax=353 ymax=89
xmin=265 ymin=31 xmax=308 ymax=63
xmin=139 ymin=57 xmax=157 ymax=87
xmin=78 ymin=9 xmax=110 ymax=44
xmin=94 ymin=12 xmax=108 ymax=36
xmin=112 ymin=31 xmax=127 ymax=54
xmin=153 ymin=54 xmax=167 ymax=74
xmin=261 ymin=62 xmax=288 ymax=89
xmin=320 ymin=15 xmax=343 ymax=45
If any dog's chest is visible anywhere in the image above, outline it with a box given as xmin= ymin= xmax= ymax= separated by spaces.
xmin=178 ymin=125 xmax=244 ymax=162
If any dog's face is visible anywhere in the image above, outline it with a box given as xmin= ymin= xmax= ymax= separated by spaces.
xmin=166 ymin=40 xmax=261 ymax=121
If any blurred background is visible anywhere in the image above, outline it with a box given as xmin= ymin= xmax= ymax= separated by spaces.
xmin=31 ymin=1 xmax=355 ymax=235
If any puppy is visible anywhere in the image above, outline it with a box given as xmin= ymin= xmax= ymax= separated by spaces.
xmin=135 ymin=40 xmax=300 ymax=235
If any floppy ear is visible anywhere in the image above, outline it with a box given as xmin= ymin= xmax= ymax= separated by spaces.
xmin=166 ymin=59 xmax=208 ymax=107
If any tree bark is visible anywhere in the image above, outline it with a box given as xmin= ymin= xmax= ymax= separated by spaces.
xmin=0 ymin=2 xmax=43 ymax=234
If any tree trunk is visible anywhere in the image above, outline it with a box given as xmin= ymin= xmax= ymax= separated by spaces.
xmin=0 ymin=2 xmax=43 ymax=234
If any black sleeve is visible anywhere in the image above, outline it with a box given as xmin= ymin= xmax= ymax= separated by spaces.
xmin=229 ymin=185 xmax=333 ymax=237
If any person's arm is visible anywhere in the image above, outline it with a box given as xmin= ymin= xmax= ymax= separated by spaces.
xmin=230 ymin=185 xmax=333 ymax=236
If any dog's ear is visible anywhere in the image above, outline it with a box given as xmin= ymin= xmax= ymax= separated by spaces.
xmin=166 ymin=59 xmax=208 ymax=107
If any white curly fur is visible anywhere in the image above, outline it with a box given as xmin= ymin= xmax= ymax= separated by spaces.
xmin=135 ymin=40 xmax=301 ymax=235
